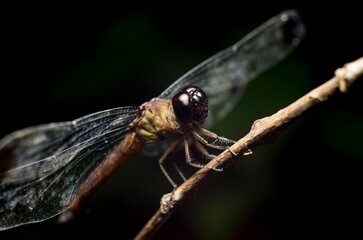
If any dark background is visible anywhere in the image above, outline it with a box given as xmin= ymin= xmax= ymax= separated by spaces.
xmin=1 ymin=3 xmax=362 ymax=240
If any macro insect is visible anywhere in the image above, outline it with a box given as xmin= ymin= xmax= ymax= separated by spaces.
xmin=0 ymin=10 xmax=305 ymax=230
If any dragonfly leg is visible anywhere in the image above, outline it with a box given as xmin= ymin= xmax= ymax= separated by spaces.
xmin=196 ymin=129 xmax=238 ymax=156
xmin=158 ymin=140 xmax=182 ymax=188
xmin=192 ymin=127 xmax=235 ymax=150
xmin=193 ymin=140 xmax=217 ymax=160
xmin=184 ymin=139 xmax=222 ymax=172
xmin=172 ymin=161 xmax=187 ymax=182
xmin=159 ymin=163 xmax=177 ymax=189
xmin=228 ymin=147 xmax=238 ymax=156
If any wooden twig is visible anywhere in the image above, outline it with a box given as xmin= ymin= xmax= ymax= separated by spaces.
xmin=134 ymin=57 xmax=363 ymax=240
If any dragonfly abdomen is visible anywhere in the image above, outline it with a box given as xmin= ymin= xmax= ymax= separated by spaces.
xmin=63 ymin=130 xmax=144 ymax=221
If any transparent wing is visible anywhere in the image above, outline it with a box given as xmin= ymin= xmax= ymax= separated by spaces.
xmin=159 ymin=10 xmax=305 ymax=126
xmin=0 ymin=106 xmax=138 ymax=230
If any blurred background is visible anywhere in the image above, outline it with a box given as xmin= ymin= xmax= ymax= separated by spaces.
xmin=1 ymin=2 xmax=362 ymax=240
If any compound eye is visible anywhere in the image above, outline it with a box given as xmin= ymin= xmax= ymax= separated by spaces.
xmin=188 ymin=87 xmax=208 ymax=123
xmin=172 ymin=86 xmax=208 ymax=125
xmin=172 ymin=91 xmax=193 ymax=124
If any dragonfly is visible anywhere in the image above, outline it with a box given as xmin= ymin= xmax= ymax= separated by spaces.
xmin=0 ymin=10 xmax=305 ymax=231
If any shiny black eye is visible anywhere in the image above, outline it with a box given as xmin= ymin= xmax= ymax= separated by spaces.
xmin=172 ymin=86 xmax=208 ymax=125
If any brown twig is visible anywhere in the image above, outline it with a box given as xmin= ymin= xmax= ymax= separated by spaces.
xmin=134 ymin=57 xmax=363 ymax=240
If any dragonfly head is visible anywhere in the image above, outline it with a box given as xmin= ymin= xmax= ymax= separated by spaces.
xmin=172 ymin=86 xmax=208 ymax=126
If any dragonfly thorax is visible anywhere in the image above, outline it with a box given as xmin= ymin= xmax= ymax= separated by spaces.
xmin=131 ymin=99 xmax=183 ymax=143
